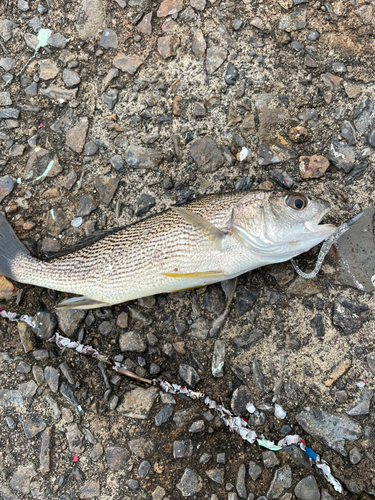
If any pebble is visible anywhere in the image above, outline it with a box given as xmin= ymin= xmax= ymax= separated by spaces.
xmin=60 ymin=381 xmax=84 ymax=417
xmin=341 ymin=120 xmax=356 ymax=145
xmin=192 ymin=28 xmax=206 ymax=59
xmin=174 ymin=440 xmax=193 ymax=459
xmin=119 ymin=331 xmax=146 ymax=352
xmin=294 ymin=476 xmax=320 ymax=500
xmin=77 ymin=195 xmax=97 ymax=216
xmin=66 ymin=117 xmax=89 ymax=153
xmin=56 ymin=309 xmax=86 ymax=337
xmin=335 ymin=390 xmax=348 ymax=404
xmin=9 ymin=464 xmax=36 ymax=495
xmin=155 ymin=404 xmax=174 ymax=426
xmin=279 ymin=9 xmax=306 ymax=31
xmin=105 ymin=446 xmax=130 ymax=471
xmin=328 ymin=134 xmax=355 ymax=172
xmin=128 ymin=438 xmax=154 ymax=457
xmin=40 ymin=85 xmax=77 ymax=102
xmin=234 ymin=329 xmax=263 ymax=349
xmin=236 ymin=286 xmax=258 ymax=316
xmin=134 ymin=193 xmax=156 ymax=217
xmin=137 ymin=12 xmax=153 ymax=35
xmin=113 ymin=53 xmax=144 ymax=75
xmin=333 ymin=295 xmax=369 ymax=334
xmin=125 ymin=146 xmax=163 ymax=168
xmin=47 ymin=33 xmax=67 ymax=49
xmin=225 ymin=63 xmax=238 ymax=85
xmin=310 ymin=314 xmax=325 ymax=337
xmin=231 ymin=385 xmax=253 ymax=416
xmin=189 ymin=136 xmax=224 ymax=173
xmin=44 ymin=366 xmax=60 ymax=393
xmin=349 ymin=446 xmax=362 ymax=465
xmin=177 ymin=468 xmax=203 ymax=496
xmin=262 ymin=451 xmax=280 ymax=469
xmin=212 ymin=340 xmax=225 ymax=377
xmin=94 ymin=176 xmax=119 ymax=205
xmin=353 ymin=97 xmax=374 ymax=133
xmin=189 ymin=317 xmax=209 ymax=339
xmin=66 ymin=423 xmax=85 ymax=453
xmin=179 ymin=364 xmax=200 ymax=388
xmin=206 ymin=469 xmax=224 ymax=484
xmin=324 ymin=358 xmax=351 ymax=387
xmin=99 ymin=28 xmax=118 ymax=49
xmin=80 ymin=478 xmax=100 ymax=498
xmin=189 ymin=420 xmax=204 ymax=433
xmin=62 ymin=69 xmax=81 ymax=87
xmin=0 ymin=175 xmax=15 ymax=202
xmin=138 ymin=460 xmax=151 ymax=477
xmin=267 ymin=465 xmax=292 ymax=499
xmin=117 ymin=386 xmax=158 ymax=418
xmin=22 ymin=416 xmax=47 ymax=439
xmin=299 ymin=155 xmax=329 ymax=179
xmin=248 ymin=461 xmax=262 ymax=481
xmin=296 ymin=408 xmax=362 ymax=456
xmin=307 ymin=31 xmax=319 ymax=41
xmin=346 ymin=390 xmax=373 ymax=416
xmin=76 ymin=0 xmax=105 ymax=40
xmin=206 ymin=46 xmax=227 ymax=74
xmin=236 ymin=464 xmax=247 ymax=499
xmin=110 ymin=154 xmax=124 ymax=170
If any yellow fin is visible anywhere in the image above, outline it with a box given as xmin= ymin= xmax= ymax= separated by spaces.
xmin=55 ymin=296 xmax=111 ymax=310
xmin=172 ymin=207 xmax=225 ymax=249
xmin=163 ymin=270 xmax=224 ymax=279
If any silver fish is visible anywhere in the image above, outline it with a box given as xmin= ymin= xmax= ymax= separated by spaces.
xmin=0 ymin=190 xmax=335 ymax=309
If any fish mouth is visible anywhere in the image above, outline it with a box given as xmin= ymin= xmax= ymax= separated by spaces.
xmin=304 ymin=206 xmax=336 ymax=237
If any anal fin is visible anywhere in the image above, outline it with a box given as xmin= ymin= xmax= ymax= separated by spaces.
xmin=55 ymin=296 xmax=111 ymax=310
xmin=163 ymin=270 xmax=224 ymax=279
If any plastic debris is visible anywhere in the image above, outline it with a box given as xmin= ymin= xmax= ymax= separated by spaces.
xmin=274 ymin=403 xmax=286 ymax=419
xmin=257 ymin=439 xmax=282 ymax=451
xmin=73 ymin=455 xmax=79 ymax=463
xmin=291 ymin=211 xmax=363 ymax=279
xmin=278 ymin=434 xmax=300 ymax=447
xmin=246 ymin=402 xmax=256 ymax=414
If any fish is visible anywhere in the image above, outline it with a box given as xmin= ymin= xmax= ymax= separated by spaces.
xmin=0 ymin=190 xmax=336 ymax=309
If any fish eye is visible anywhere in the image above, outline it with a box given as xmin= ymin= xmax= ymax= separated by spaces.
xmin=286 ymin=194 xmax=308 ymax=210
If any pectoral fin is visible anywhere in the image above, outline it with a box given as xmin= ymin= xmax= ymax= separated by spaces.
xmin=172 ymin=207 xmax=226 ymax=249
xmin=163 ymin=270 xmax=224 ymax=279
xmin=56 ymin=296 xmax=112 ymax=310
xmin=230 ymin=222 xmax=287 ymax=255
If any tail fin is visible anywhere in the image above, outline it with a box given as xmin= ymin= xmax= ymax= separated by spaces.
xmin=0 ymin=214 xmax=30 ymax=280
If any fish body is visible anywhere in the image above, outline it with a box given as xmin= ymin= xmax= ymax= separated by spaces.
xmin=0 ymin=190 xmax=335 ymax=309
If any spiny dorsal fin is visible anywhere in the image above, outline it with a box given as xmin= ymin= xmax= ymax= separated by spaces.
xmin=172 ymin=206 xmax=226 ymax=249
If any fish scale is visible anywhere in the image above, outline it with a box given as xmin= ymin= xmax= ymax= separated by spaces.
xmin=0 ymin=190 xmax=336 ymax=309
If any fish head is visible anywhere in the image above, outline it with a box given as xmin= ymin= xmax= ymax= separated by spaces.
xmin=233 ymin=191 xmax=336 ymax=258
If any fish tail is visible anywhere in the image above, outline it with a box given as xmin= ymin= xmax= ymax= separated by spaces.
xmin=0 ymin=214 xmax=30 ymax=280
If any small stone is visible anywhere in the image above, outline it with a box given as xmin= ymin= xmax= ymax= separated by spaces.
xmin=9 ymin=464 xmax=36 ymax=495
xmin=192 ymin=28 xmax=206 ymax=60
xmin=128 ymin=438 xmax=154 ymax=458
xmin=267 ymin=465 xmax=292 ymax=499
xmin=23 ymin=416 xmax=47 ymax=439
xmin=189 ymin=136 xmax=224 ymax=173
xmin=206 ymin=46 xmax=227 ymax=74
xmin=333 ymin=295 xmax=369 ymax=334
xmin=349 ymin=447 xmax=362 ymax=465
xmin=18 ymin=0 xmax=29 ymax=11
xmin=310 ymin=314 xmax=325 ymax=337
xmin=157 ymin=0 xmax=184 ymax=17
xmin=119 ymin=331 xmax=146 ymax=352
xmin=177 ymin=469 xmax=203 ymax=496
xmin=117 ymin=386 xmax=158 ymax=418
xmin=158 ymin=35 xmax=180 ymax=58
xmin=324 ymin=358 xmax=352 ymax=387
xmin=344 ymin=82 xmax=362 ymax=99
xmin=179 ymin=364 xmax=200 ymax=388
xmin=76 ymin=0 xmax=105 ymax=40
xmin=189 ymin=317 xmax=209 ymax=339
xmin=248 ymin=461 xmax=262 ymax=481
xmin=181 ymin=6 xmax=195 ymax=22
xmin=18 ymin=380 xmax=38 ymax=398
xmin=294 ymin=476 xmax=320 ymax=500
xmin=299 ymin=155 xmax=329 ymax=179
xmin=206 ymin=469 xmax=224 ymax=484
xmin=56 ymin=309 xmax=86 ymax=337
xmin=152 ymin=485 xmax=166 ymax=500
xmin=66 ymin=423 xmax=85 ymax=453
xmin=138 ymin=460 xmax=151 ymax=477
xmin=234 ymin=329 xmax=263 ymax=348
xmin=39 ymin=59 xmax=59 ymax=80
xmin=155 ymin=405 xmax=174 ymax=426
xmin=236 ymin=464 xmax=247 ymax=499
xmin=231 ymin=385 xmax=253 ymax=416
xmin=44 ymin=366 xmax=60 ymax=393
xmin=0 ymin=91 xmax=12 ymax=106
xmin=335 ymin=390 xmax=348 ymax=404
xmin=113 ymin=53 xmax=144 ymax=75
xmin=307 ymin=31 xmax=319 ymax=41
xmin=346 ymin=390 xmax=373 ymax=416
xmin=236 ymin=286 xmax=258 ymax=316
xmin=0 ymin=19 xmax=13 ymax=42
xmin=66 ymin=117 xmax=89 ymax=153
xmin=225 ymin=63 xmax=239 ymax=85
xmin=193 ymin=102 xmax=206 ymax=117
xmin=102 ymin=89 xmax=119 ymax=110
xmin=77 ymin=195 xmax=97 ymax=216
xmin=174 ymin=440 xmax=193 ymax=459
xmin=279 ymin=9 xmax=306 ymax=31
xmin=62 ymin=69 xmax=81 ymax=87
xmin=94 ymin=176 xmax=119 ymax=205
xmin=134 ymin=193 xmax=155 ymax=217
xmin=262 ymin=451 xmax=280 ymax=469
xmin=0 ymin=275 xmax=15 ymax=301
xmin=127 ymin=479 xmax=139 ymax=491
xmin=212 ymin=340 xmax=225 ymax=378
xmin=80 ymin=478 xmax=100 ymax=499
xmin=105 ymin=446 xmax=130 ymax=471
xmin=47 ymin=33 xmax=67 ymax=49
xmin=40 ymin=85 xmax=77 ymax=102
xmin=288 ymin=126 xmax=311 ymax=143
xmin=253 ymin=359 xmax=265 ymax=392
xmin=99 ymin=28 xmax=118 ymax=49
xmin=353 ymin=97 xmax=374 ymax=133
xmin=0 ymin=108 xmax=19 ymax=119
xmin=137 ymin=12 xmax=152 ymax=35
xmin=296 ymin=408 xmax=362 ymax=456
xmin=125 ymin=146 xmax=163 ymax=169
xmin=0 ymin=175 xmax=15 ymax=202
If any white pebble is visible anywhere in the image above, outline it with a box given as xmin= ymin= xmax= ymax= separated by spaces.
xmin=239 ymin=147 xmax=248 ymax=162
xmin=71 ymin=217 xmax=82 ymax=228
xmin=246 ymin=402 xmax=256 ymax=414
xmin=274 ymin=404 xmax=286 ymax=420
